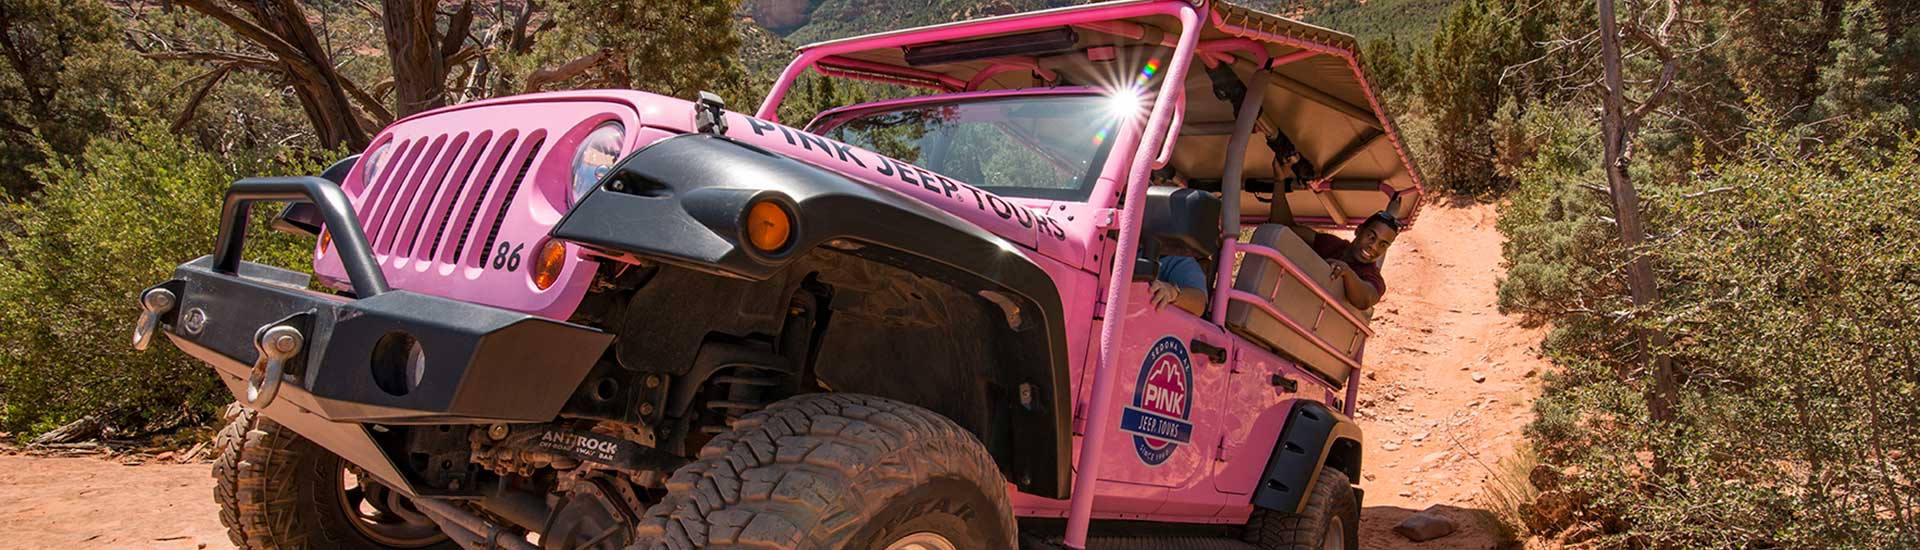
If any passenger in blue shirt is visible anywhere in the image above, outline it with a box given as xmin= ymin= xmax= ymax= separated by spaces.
xmin=1149 ymin=255 xmax=1209 ymax=316
xmin=1144 ymin=168 xmax=1212 ymax=316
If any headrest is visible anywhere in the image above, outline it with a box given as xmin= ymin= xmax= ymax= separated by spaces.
xmin=1142 ymin=186 xmax=1223 ymax=260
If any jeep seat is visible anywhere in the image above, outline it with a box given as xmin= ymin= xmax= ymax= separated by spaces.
xmin=1143 ymin=186 xmax=1223 ymax=261
xmin=1225 ymin=224 xmax=1368 ymax=385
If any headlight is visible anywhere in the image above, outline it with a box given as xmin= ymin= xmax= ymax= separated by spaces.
xmin=360 ymin=141 xmax=393 ymax=185
xmin=571 ymin=122 xmax=625 ymax=204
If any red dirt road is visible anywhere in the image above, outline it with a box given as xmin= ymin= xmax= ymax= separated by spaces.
xmin=0 ymin=199 xmax=1541 ymax=549
xmin=0 ymin=454 xmax=228 ymax=549
xmin=1355 ymin=199 xmax=1545 ymax=549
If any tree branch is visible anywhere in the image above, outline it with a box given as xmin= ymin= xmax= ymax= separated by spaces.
xmin=171 ymin=63 xmax=237 ymax=134
xmin=340 ymin=76 xmax=394 ymax=129
xmin=170 ymin=0 xmax=305 ymax=62
xmin=522 ymin=49 xmax=608 ymax=93
xmin=143 ymin=50 xmax=277 ymax=70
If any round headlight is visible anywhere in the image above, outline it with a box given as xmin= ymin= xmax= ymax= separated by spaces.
xmin=571 ymin=122 xmax=625 ymax=203
xmin=360 ymin=141 xmax=393 ymax=186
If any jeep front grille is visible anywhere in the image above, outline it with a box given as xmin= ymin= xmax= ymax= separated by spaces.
xmin=358 ymin=130 xmax=548 ymax=267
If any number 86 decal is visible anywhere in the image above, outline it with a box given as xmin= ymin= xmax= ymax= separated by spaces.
xmin=491 ymin=241 xmax=523 ymax=271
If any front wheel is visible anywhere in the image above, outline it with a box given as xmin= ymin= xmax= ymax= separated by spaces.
xmin=629 ymin=393 xmax=1016 ymax=550
xmin=213 ymin=408 xmax=454 ymax=550
xmin=1241 ymin=467 xmax=1360 ymax=550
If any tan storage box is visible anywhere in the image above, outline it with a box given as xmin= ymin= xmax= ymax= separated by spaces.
xmin=1225 ymin=224 xmax=1370 ymax=384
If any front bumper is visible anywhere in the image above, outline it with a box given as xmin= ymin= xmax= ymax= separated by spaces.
xmin=138 ymin=177 xmax=611 ymax=494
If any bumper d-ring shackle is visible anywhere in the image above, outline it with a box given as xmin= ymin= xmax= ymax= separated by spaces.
xmin=246 ymin=325 xmax=304 ymax=409
xmin=132 ymin=288 xmax=177 ymax=351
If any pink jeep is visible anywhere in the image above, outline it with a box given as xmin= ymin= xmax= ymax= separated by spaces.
xmin=132 ymin=2 xmax=1422 ymax=549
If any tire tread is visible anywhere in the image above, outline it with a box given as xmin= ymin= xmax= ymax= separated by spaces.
xmin=629 ymin=393 xmax=1014 ymax=550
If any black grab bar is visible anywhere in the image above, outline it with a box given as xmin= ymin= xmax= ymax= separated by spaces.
xmin=212 ymin=176 xmax=389 ymax=297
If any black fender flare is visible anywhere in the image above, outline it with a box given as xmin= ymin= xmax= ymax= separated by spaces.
xmin=551 ymin=134 xmax=1071 ymax=498
xmin=1251 ymin=400 xmax=1364 ymax=513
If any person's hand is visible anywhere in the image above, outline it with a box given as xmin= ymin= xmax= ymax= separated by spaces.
xmin=1149 ymin=280 xmax=1179 ymax=309
xmin=1327 ymin=259 xmax=1352 ymax=281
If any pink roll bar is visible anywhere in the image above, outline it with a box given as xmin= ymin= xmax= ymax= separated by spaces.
xmin=965 ymin=57 xmax=1059 ymax=90
xmin=1070 ymin=3 xmax=1203 ymax=548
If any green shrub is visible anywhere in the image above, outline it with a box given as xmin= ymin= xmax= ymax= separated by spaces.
xmin=0 ymin=125 xmax=324 ymax=438
xmin=1500 ymin=118 xmax=1920 ymax=548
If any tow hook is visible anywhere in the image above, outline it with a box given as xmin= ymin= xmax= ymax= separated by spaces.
xmin=131 ymin=288 xmax=176 ymax=351
xmin=245 ymin=325 xmax=304 ymax=409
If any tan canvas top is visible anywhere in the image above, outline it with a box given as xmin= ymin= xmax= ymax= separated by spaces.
xmin=796 ymin=1 xmax=1424 ymax=227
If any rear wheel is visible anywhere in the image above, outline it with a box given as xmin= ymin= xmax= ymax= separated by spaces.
xmin=213 ymin=408 xmax=454 ymax=550
xmin=629 ymin=393 xmax=1015 ymax=550
xmin=1241 ymin=468 xmax=1359 ymax=550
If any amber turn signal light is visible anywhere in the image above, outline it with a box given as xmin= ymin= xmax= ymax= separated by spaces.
xmin=318 ymin=228 xmax=332 ymax=256
xmin=745 ymin=200 xmax=793 ymax=253
xmin=531 ymin=240 xmax=567 ymax=290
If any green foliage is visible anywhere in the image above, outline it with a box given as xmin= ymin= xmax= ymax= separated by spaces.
xmin=1360 ymin=38 xmax=1413 ymax=109
xmin=1411 ymin=0 xmax=1539 ymax=195
xmin=516 ymin=0 xmax=750 ymax=100
xmin=783 ymin=0 xmax=1064 ymax=45
xmin=1814 ymin=1 xmax=1913 ymax=132
xmin=0 ymin=0 xmax=161 ymax=197
xmin=1500 ymin=111 xmax=1920 ymax=545
xmin=1255 ymin=0 xmax=1458 ymax=43
xmin=0 ymin=125 xmax=323 ymax=437
xmin=1494 ymin=103 xmax=1613 ymax=323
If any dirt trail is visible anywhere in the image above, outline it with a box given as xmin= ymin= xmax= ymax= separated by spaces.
xmin=0 ymin=199 xmax=1541 ymax=550
xmin=1355 ymin=199 xmax=1545 ymax=549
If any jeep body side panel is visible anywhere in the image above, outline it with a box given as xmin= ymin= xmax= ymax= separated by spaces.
xmin=550 ymin=134 xmax=1072 ymax=498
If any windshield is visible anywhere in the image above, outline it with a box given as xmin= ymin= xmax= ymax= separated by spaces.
xmin=811 ymin=93 xmax=1125 ymax=201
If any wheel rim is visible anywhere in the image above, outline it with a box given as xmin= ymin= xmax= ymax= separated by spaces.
xmin=886 ymin=532 xmax=959 ymax=550
xmin=1322 ymin=516 xmax=1345 ymax=550
xmin=338 ymin=467 xmax=450 ymax=547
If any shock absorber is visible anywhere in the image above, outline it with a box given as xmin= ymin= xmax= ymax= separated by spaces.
xmin=701 ymin=366 xmax=792 ymax=434
xmin=699 ymin=287 xmax=821 ymax=433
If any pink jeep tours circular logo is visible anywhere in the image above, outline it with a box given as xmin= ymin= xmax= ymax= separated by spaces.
xmin=1121 ymin=335 xmax=1195 ymax=466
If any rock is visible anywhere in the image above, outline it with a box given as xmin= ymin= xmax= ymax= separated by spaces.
xmin=1397 ymin=404 xmax=1415 ymax=412
xmin=1396 ymin=490 xmax=1413 ymax=497
xmin=1470 ymin=372 xmax=1487 ymax=383
xmin=1393 ymin=509 xmax=1457 ymax=542
xmin=1381 ymin=441 xmax=1402 ymax=451
xmin=1529 ymin=464 xmax=1565 ymax=492
xmin=154 ymin=451 xmax=176 ymax=462
xmin=1411 ymin=431 xmax=1429 ymax=442
xmin=1528 ymin=490 xmax=1580 ymax=534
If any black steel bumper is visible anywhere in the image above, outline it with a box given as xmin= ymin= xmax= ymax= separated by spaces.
xmin=137 ymin=177 xmax=611 ymax=493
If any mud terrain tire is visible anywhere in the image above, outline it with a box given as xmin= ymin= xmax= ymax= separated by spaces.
xmin=630 ymin=393 xmax=1016 ymax=550
xmin=1241 ymin=468 xmax=1359 ymax=550
xmin=212 ymin=407 xmax=453 ymax=550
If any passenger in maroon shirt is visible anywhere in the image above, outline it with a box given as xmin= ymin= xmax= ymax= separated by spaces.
xmin=1283 ymin=212 xmax=1400 ymax=310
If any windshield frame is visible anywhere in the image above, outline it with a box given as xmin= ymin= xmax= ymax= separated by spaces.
xmin=805 ymin=87 xmax=1125 ymax=202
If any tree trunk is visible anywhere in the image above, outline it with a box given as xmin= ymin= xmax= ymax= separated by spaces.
xmin=1597 ymin=0 xmax=1680 ymax=476
xmin=175 ymin=0 xmax=372 ymax=149
xmin=383 ymin=0 xmax=475 ymax=118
